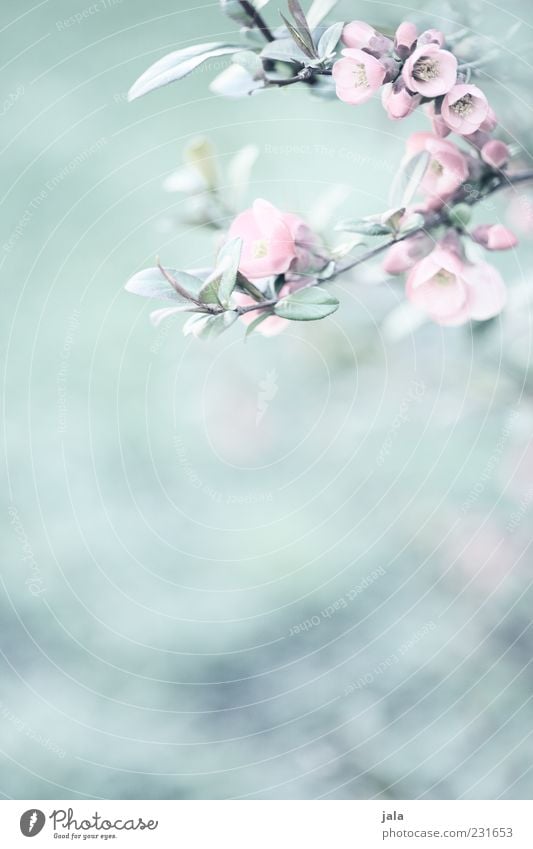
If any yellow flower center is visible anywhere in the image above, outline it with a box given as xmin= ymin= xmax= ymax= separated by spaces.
xmin=353 ymin=64 xmax=369 ymax=89
xmin=252 ymin=239 xmax=269 ymax=259
xmin=434 ymin=269 xmax=455 ymax=285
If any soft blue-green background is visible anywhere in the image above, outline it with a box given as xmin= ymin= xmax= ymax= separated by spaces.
xmin=2 ymin=0 xmax=533 ymax=799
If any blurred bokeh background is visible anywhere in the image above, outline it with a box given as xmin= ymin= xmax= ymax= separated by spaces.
xmin=2 ymin=0 xmax=533 ymax=800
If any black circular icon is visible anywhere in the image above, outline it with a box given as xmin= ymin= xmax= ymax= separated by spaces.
xmin=20 ymin=810 xmax=46 ymax=837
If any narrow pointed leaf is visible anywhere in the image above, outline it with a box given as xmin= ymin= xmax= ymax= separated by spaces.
xmin=128 ymin=43 xmax=241 ymax=100
xmin=150 ymin=305 xmax=201 ymax=327
xmin=335 ymin=219 xmax=392 ymax=236
xmin=216 ymin=238 xmax=242 ymax=306
xmin=245 ymin=312 xmax=272 ymax=337
xmin=288 ymin=0 xmax=313 ymax=35
xmin=317 ymin=21 xmax=344 ymax=57
xmin=306 ymin=0 xmax=339 ymax=31
xmin=125 ymin=268 xmax=203 ymax=301
xmin=260 ymin=38 xmax=308 ymax=62
xmin=280 ymin=13 xmax=317 ymax=59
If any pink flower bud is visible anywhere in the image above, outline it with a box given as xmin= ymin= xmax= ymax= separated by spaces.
xmin=394 ymin=21 xmax=418 ymax=56
xmin=342 ymin=20 xmax=377 ymax=49
xmin=381 ymin=82 xmax=420 ymax=120
xmin=472 ymin=224 xmax=518 ymax=250
xmin=481 ymin=139 xmax=510 ymax=169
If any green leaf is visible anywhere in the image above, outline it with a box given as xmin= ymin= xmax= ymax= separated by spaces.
xmin=274 ymin=286 xmax=339 ymax=321
xmin=236 ymin=271 xmax=266 ymax=302
xmin=306 ymin=0 xmax=339 ymax=31
xmin=217 ymin=238 xmax=242 ymax=306
xmin=398 ymin=211 xmax=424 ymax=236
xmin=232 ymin=50 xmax=265 ymax=78
xmin=128 ymin=43 xmax=241 ymax=100
xmin=317 ymin=21 xmax=344 ymax=58
xmin=150 ymin=305 xmax=201 ymax=327
xmin=183 ymin=314 xmax=212 ymax=337
xmin=245 ymin=312 xmax=272 ymax=337
xmin=335 ymin=219 xmax=393 ymax=236
xmin=125 ymin=267 xmax=203 ymax=301
xmin=260 ymin=38 xmax=308 ymax=63
xmin=280 ymin=13 xmax=317 ymax=59
xmin=198 ymin=277 xmax=222 ymax=306
xmin=288 ymin=0 xmax=313 ymax=39
xmin=210 ymin=64 xmax=265 ymax=98
xmin=196 ymin=311 xmax=240 ymax=340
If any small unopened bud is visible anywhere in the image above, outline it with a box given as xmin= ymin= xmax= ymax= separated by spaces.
xmin=481 ymin=139 xmax=510 ymax=169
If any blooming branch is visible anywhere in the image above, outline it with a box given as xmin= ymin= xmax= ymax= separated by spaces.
xmin=124 ymin=0 xmax=533 ymax=340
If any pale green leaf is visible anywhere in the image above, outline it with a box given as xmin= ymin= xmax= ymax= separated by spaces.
xmin=210 ymin=64 xmax=265 ymax=98
xmin=260 ymin=38 xmax=307 ymax=63
xmin=335 ymin=219 xmax=392 ymax=236
xmin=125 ymin=267 xmax=203 ymax=301
xmin=128 ymin=43 xmax=241 ymax=100
xmin=274 ymin=286 xmax=339 ymax=321
xmin=306 ymin=0 xmax=339 ymax=31
xmin=317 ymin=21 xmax=344 ymax=58
xmin=150 ymin=305 xmax=200 ymax=327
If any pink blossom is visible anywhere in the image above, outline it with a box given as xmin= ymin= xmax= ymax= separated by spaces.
xmin=441 ymin=84 xmax=489 ymax=135
xmin=406 ymin=132 xmax=469 ymax=206
xmin=382 ymin=82 xmax=420 ymax=120
xmin=402 ymin=44 xmax=457 ymax=97
xmin=481 ymin=139 xmax=510 ymax=169
xmin=472 ymin=224 xmax=518 ymax=250
xmin=332 ymin=49 xmax=387 ymax=105
xmin=383 ymin=232 xmax=433 ymax=275
xmin=395 ymin=22 xmax=417 ymax=56
xmin=228 ymin=199 xmax=303 ymax=279
xmin=406 ymin=245 xmax=506 ymax=325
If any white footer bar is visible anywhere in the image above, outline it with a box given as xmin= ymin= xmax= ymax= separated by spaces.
xmin=1 ymin=800 xmax=531 ymax=847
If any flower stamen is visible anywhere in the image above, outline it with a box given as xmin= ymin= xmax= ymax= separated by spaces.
xmin=353 ymin=64 xmax=369 ymax=88
xmin=413 ymin=57 xmax=440 ymax=82
xmin=252 ymin=239 xmax=269 ymax=259
xmin=451 ymin=93 xmax=473 ymax=117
